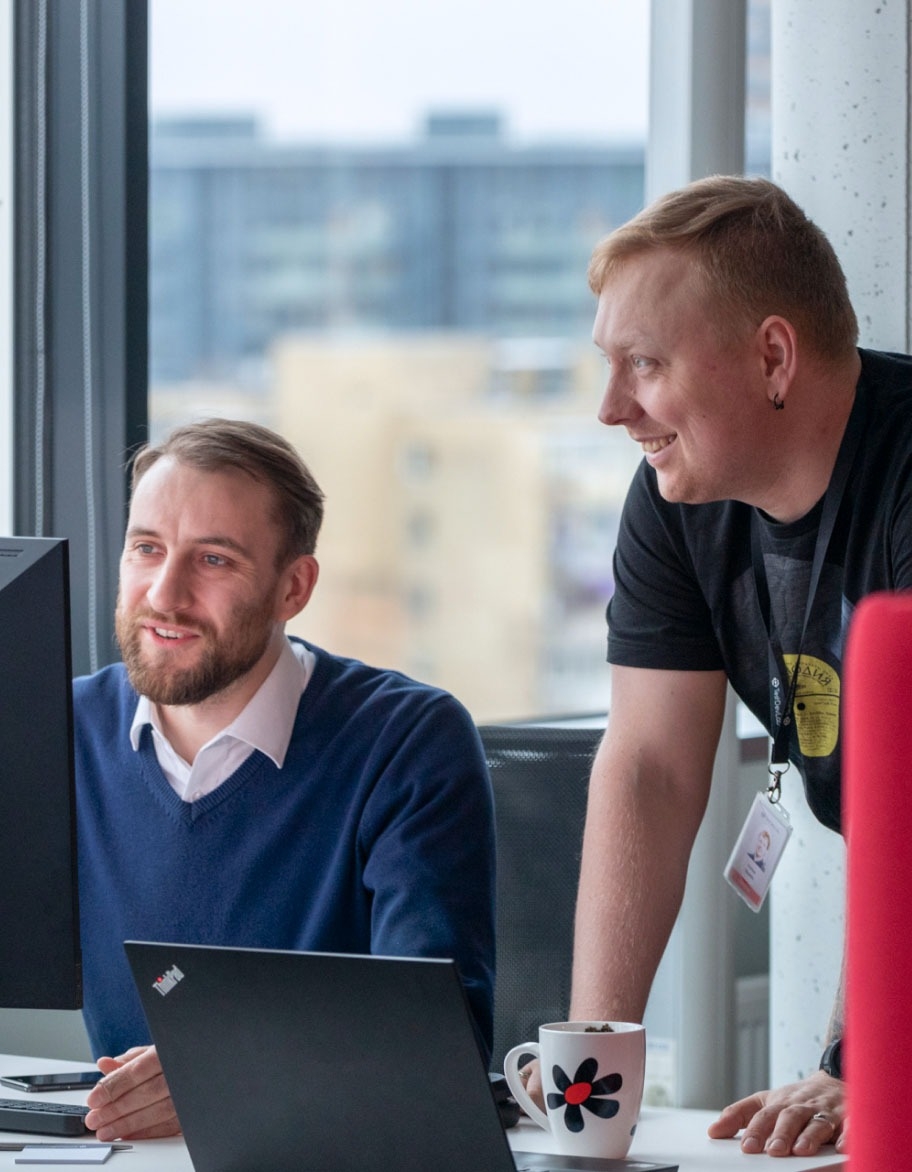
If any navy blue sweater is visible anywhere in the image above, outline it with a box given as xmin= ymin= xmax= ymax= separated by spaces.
xmin=74 ymin=641 xmax=495 ymax=1062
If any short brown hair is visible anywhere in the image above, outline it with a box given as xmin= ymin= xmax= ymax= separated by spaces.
xmin=588 ymin=175 xmax=858 ymax=360
xmin=130 ymin=418 xmax=325 ymax=566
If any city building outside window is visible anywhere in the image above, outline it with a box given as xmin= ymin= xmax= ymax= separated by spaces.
xmin=149 ymin=0 xmax=770 ymax=723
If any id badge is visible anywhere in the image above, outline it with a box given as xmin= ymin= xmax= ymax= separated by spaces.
xmin=724 ymin=791 xmax=793 ymax=911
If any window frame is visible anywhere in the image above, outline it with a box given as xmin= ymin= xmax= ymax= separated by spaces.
xmin=12 ymin=0 xmax=148 ymax=675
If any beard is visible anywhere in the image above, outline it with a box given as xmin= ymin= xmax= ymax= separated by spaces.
xmin=115 ymin=595 xmax=275 ymax=707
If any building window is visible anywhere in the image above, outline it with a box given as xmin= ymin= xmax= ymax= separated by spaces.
xmin=147 ymin=1 xmax=769 ymax=721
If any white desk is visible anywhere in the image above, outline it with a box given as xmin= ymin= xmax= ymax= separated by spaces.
xmin=0 ymin=1054 xmax=846 ymax=1171
xmin=510 ymin=1110 xmax=845 ymax=1171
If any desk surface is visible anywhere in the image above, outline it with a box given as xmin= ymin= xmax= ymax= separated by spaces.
xmin=0 ymin=1054 xmax=846 ymax=1172
xmin=510 ymin=1110 xmax=845 ymax=1172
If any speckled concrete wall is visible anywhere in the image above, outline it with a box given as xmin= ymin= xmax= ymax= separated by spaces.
xmin=769 ymin=790 xmax=846 ymax=1085
xmin=769 ymin=0 xmax=909 ymax=1083
xmin=773 ymin=0 xmax=910 ymax=352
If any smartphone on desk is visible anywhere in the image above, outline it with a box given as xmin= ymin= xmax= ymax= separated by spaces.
xmin=0 ymin=1071 xmax=103 ymax=1093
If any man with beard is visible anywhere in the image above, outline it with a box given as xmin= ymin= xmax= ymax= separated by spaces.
xmin=75 ymin=418 xmax=495 ymax=1142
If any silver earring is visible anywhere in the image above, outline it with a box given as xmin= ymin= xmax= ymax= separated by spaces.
xmin=773 ymin=393 xmax=784 ymax=411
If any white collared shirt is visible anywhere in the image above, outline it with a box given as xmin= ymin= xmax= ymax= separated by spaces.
xmin=129 ymin=637 xmax=315 ymax=802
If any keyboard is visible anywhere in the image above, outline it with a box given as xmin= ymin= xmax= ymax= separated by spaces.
xmin=0 ymin=1098 xmax=90 ymax=1136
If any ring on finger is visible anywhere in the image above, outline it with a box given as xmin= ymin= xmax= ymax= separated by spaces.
xmin=811 ymin=1112 xmax=835 ymax=1130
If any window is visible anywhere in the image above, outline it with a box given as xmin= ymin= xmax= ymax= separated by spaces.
xmin=6 ymin=1 xmax=773 ymax=702
xmin=11 ymin=0 xmax=147 ymax=676
xmin=147 ymin=0 xmax=771 ymax=723
xmin=147 ymin=1 xmax=651 ymax=722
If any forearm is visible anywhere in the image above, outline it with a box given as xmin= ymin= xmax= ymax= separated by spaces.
xmin=570 ymin=771 xmax=699 ymax=1021
xmin=568 ymin=667 xmax=724 ymax=1023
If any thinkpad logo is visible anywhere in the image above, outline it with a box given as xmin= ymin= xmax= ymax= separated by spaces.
xmin=153 ymin=964 xmax=185 ymax=997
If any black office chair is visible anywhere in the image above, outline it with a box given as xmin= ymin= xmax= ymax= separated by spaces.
xmin=478 ymin=721 xmax=603 ymax=1071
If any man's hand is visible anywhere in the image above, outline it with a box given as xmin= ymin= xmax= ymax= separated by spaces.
xmin=708 ymin=1070 xmax=845 ymax=1156
xmin=520 ymin=1059 xmax=545 ymax=1112
xmin=84 ymin=1045 xmax=182 ymax=1140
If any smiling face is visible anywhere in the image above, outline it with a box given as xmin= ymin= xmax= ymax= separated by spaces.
xmin=592 ymin=248 xmax=777 ymax=508
xmin=115 ymin=456 xmax=314 ymax=709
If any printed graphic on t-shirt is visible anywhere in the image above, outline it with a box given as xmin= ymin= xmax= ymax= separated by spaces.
xmin=782 ymin=652 xmax=840 ymax=758
xmin=723 ymin=552 xmax=847 ymax=830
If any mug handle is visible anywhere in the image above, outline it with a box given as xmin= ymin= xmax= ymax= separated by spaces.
xmin=503 ymin=1042 xmax=550 ymax=1131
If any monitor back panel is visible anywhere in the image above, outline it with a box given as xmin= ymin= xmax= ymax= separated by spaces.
xmin=0 ymin=537 xmax=81 ymax=1009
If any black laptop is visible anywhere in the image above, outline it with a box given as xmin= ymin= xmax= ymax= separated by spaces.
xmin=125 ymin=941 xmax=676 ymax=1172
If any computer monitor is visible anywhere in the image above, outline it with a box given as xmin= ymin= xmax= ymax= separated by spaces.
xmin=0 ymin=536 xmax=82 ymax=1008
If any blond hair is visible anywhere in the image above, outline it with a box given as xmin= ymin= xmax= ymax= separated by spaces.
xmin=589 ymin=175 xmax=858 ymax=359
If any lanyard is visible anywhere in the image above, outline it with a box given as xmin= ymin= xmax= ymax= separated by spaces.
xmin=750 ymin=388 xmax=866 ymax=797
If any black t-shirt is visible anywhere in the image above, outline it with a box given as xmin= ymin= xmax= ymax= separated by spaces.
xmin=607 ymin=348 xmax=912 ymax=833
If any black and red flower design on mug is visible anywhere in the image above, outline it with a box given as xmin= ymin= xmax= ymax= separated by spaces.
xmin=546 ymin=1058 xmax=622 ymax=1133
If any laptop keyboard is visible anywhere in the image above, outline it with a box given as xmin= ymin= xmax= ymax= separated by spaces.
xmin=0 ymin=1099 xmax=90 ymax=1136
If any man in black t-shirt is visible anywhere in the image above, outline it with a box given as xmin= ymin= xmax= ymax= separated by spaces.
xmin=566 ymin=176 xmax=912 ymax=1158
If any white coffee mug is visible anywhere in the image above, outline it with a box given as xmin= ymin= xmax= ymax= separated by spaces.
xmin=504 ymin=1021 xmax=646 ymax=1159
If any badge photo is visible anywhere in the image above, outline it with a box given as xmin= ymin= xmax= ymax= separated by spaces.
xmin=724 ymin=790 xmax=793 ymax=911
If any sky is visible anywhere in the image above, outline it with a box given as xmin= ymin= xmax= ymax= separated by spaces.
xmin=149 ymin=0 xmax=651 ymax=146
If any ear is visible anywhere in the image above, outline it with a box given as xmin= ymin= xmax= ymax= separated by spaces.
xmin=756 ymin=315 xmax=798 ymax=405
xmin=275 ymin=555 xmax=319 ymax=622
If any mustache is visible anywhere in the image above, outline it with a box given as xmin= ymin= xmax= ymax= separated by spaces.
xmin=120 ymin=608 xmax=215 ymax=640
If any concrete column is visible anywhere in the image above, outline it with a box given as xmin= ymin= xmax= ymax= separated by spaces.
xmin=773 ymin=0 xmax=911 ymax=352
xmin=770 ymin=0 xmax=912 ymax=1083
